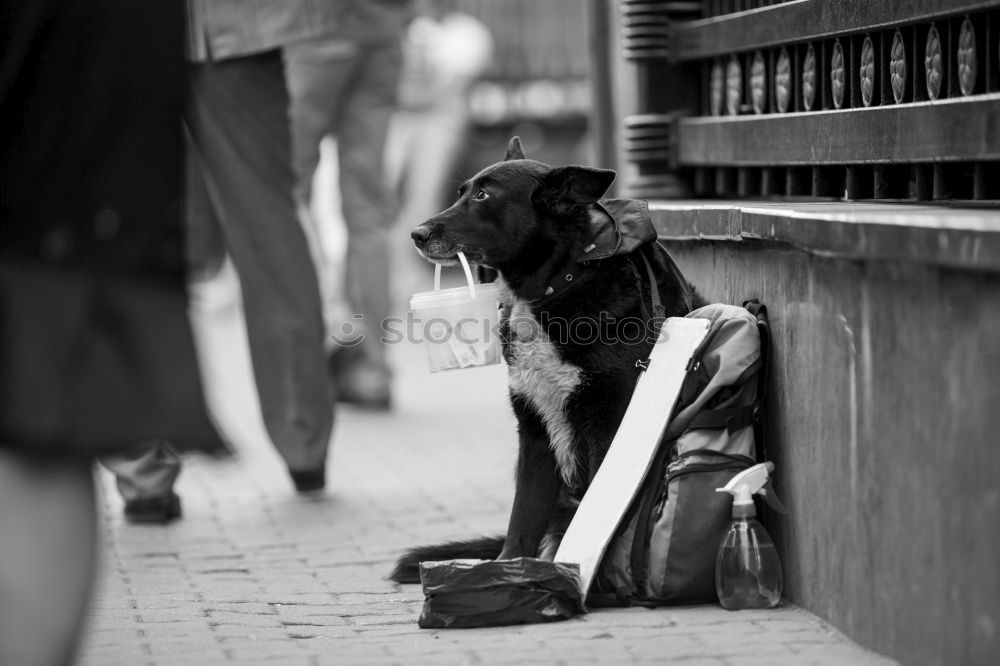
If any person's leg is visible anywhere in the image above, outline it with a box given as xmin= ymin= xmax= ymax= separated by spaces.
xmin=96 ymin=151 xmax=220 ymax=523
xmin=334 ymin=42 xmax=403 ymax=405
xmin=0 ymin=450 xmax=96 ymax=666
xmin=184 ymin=134 xmax=242 ymax=316
xmin=389 ymin=99 xmax=473 ymax=311
xmin=284 ymin=38 xmax=359 ymax=205
xmin=397 ymin=98 xmax=473 ymax=233
xmin=185 ymin=52 xmax=333 ymax=489
xmin=284 ymin=39 xmax=361 ymax=351
xmin=100 ymin=440 xmax=182 ymax=523
xmin=184 ymin=133 xmax=228 ymax=282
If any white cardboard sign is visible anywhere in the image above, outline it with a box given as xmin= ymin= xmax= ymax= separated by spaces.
xmin=554 ymin=316 xmax=711 ymax=598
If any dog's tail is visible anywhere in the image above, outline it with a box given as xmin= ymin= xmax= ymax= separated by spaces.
xmin=389 ymin=535 xmax=505 ymax=584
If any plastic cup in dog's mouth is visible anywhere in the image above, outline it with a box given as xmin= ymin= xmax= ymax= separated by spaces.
xmin=409 ymin=251 xmax=501 ymax=373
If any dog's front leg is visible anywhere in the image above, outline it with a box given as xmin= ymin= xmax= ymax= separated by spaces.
xmin=498 ymin=401 xmax=561 ymax=560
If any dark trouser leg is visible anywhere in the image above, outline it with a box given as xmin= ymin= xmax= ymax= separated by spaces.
xmin=184 ymin=136 xmax=228 ymax=280
xmin=185 ymin=52 xmax=333 ymax=475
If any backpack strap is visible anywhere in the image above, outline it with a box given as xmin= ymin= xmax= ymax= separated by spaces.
xmin=637 ymin=243 xmax=696 ymax=320
xmin=637 ymin=249 xmax=665 ymax=319
xmin=655 ymin=241 xmax=695 ymax=313
xmin=742 ymin=299 xmax=771 ymax=462
xmin=686 ymin=406 xmax=756 ymax=433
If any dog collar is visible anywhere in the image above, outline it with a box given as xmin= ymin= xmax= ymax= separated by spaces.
xmin=541 ymin=263 xmax=587 ymax=299
xmin=522 ymin=250 xmax=597 ymax=302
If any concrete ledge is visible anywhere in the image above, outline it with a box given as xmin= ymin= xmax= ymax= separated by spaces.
xmin=650 ymin=200 xmax=1000 ymax=273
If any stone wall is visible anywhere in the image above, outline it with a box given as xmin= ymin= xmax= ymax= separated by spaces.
xmin=656 ymin=202 xmax=1000 ymax=665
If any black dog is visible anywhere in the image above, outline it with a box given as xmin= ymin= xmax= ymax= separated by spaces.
xmin=390 ymin=137 xmax=699 ymax=583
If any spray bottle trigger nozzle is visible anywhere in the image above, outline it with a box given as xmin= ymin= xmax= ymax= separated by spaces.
xmin=760 ymin=479 xmax=788 ymax=514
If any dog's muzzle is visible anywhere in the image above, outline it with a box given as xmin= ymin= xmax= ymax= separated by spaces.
xmin=411 ymin=221 xmax=467 ymax=265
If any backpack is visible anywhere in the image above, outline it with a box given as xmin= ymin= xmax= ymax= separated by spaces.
xmin=589 ymin=299 xmax=774 ymax=606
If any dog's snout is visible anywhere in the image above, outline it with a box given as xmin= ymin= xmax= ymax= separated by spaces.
xmin=411 ymin=225 xmax=431 ymax=247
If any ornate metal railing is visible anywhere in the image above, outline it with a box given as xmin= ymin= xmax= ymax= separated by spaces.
xmin=621 ymin=0 xmax=1000 ymax=200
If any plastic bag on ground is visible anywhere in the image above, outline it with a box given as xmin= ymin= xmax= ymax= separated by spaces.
xmin=417 ymin=557 xmax=584 ymax=628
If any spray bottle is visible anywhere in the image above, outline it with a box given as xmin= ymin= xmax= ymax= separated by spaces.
xmin=715 ymin=462 xmax=785 ymax=610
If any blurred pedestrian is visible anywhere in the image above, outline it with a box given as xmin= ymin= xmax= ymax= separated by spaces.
xmin=385 ymin=0 xmax=493 ymax=291
xmin=285 ymin=0 xmax=412 ymax=410
xmin=180 ymin=0 xmax=340 ymax=492
xmin=0 ymin=1 xmax=217 ymax=663
xmin=104 ymin=0 xmax=349 ymax=518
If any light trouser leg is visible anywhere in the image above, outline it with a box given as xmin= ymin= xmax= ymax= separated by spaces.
xmin=0 ymin=450 xmax=96 ymax=666
xmin=336 ymin=42 xmax=402 ymax=366
xmin=390 ymin=101 xmax=473 ymax=305
xmin=396 ymin=98 xmax=472 ymax=234
xmin=284 ymin=39 xmax=359 ymax=352
xmin=185 ymin=52 xmax=333 ymax=475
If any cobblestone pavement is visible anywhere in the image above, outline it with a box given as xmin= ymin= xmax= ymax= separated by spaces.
xmin=78 ymin=297 xmax=895 ymax=666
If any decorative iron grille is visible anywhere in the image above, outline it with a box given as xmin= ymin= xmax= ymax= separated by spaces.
xmin=622 ymin=0 xmax=1000 ymax=200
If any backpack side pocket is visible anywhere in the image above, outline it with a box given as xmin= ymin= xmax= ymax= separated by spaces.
xmin=644 ymin=458 xmax=751 ymax=602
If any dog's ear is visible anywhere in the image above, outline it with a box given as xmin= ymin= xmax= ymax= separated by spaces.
xmin=535 ymin=166 xmax=616 ymax=214
xmin=504 ymin=136 xmax=526 ymax=161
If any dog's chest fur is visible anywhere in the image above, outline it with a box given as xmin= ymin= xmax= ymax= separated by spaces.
xmin=497 ymin=278 xmax=583 ymax=488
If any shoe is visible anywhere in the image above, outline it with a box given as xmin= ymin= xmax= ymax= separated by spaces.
xmin=329 ymin=348 xmax=392 ymax=411
xmin=124 ymin=492 xmax=182 ymax=524
xmin=290 ymin=468 xmax=326 ymax=494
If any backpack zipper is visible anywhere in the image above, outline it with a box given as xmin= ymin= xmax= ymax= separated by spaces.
xmin=651 ymin=459 xmax=753 ymax=522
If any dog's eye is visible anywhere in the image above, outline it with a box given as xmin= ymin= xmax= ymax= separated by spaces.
xmin=472 ymin=189 xmax=489 ymax=201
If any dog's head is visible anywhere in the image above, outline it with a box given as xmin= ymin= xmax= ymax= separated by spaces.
xmin=410 ymin=137 xmax=615 ymax=269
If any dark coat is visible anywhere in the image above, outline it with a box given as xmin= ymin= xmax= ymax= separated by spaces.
xmin=1 ymin=0 xmax=186 ymax=281
xmin=0 ymin=0 xmax=219 ymax=457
